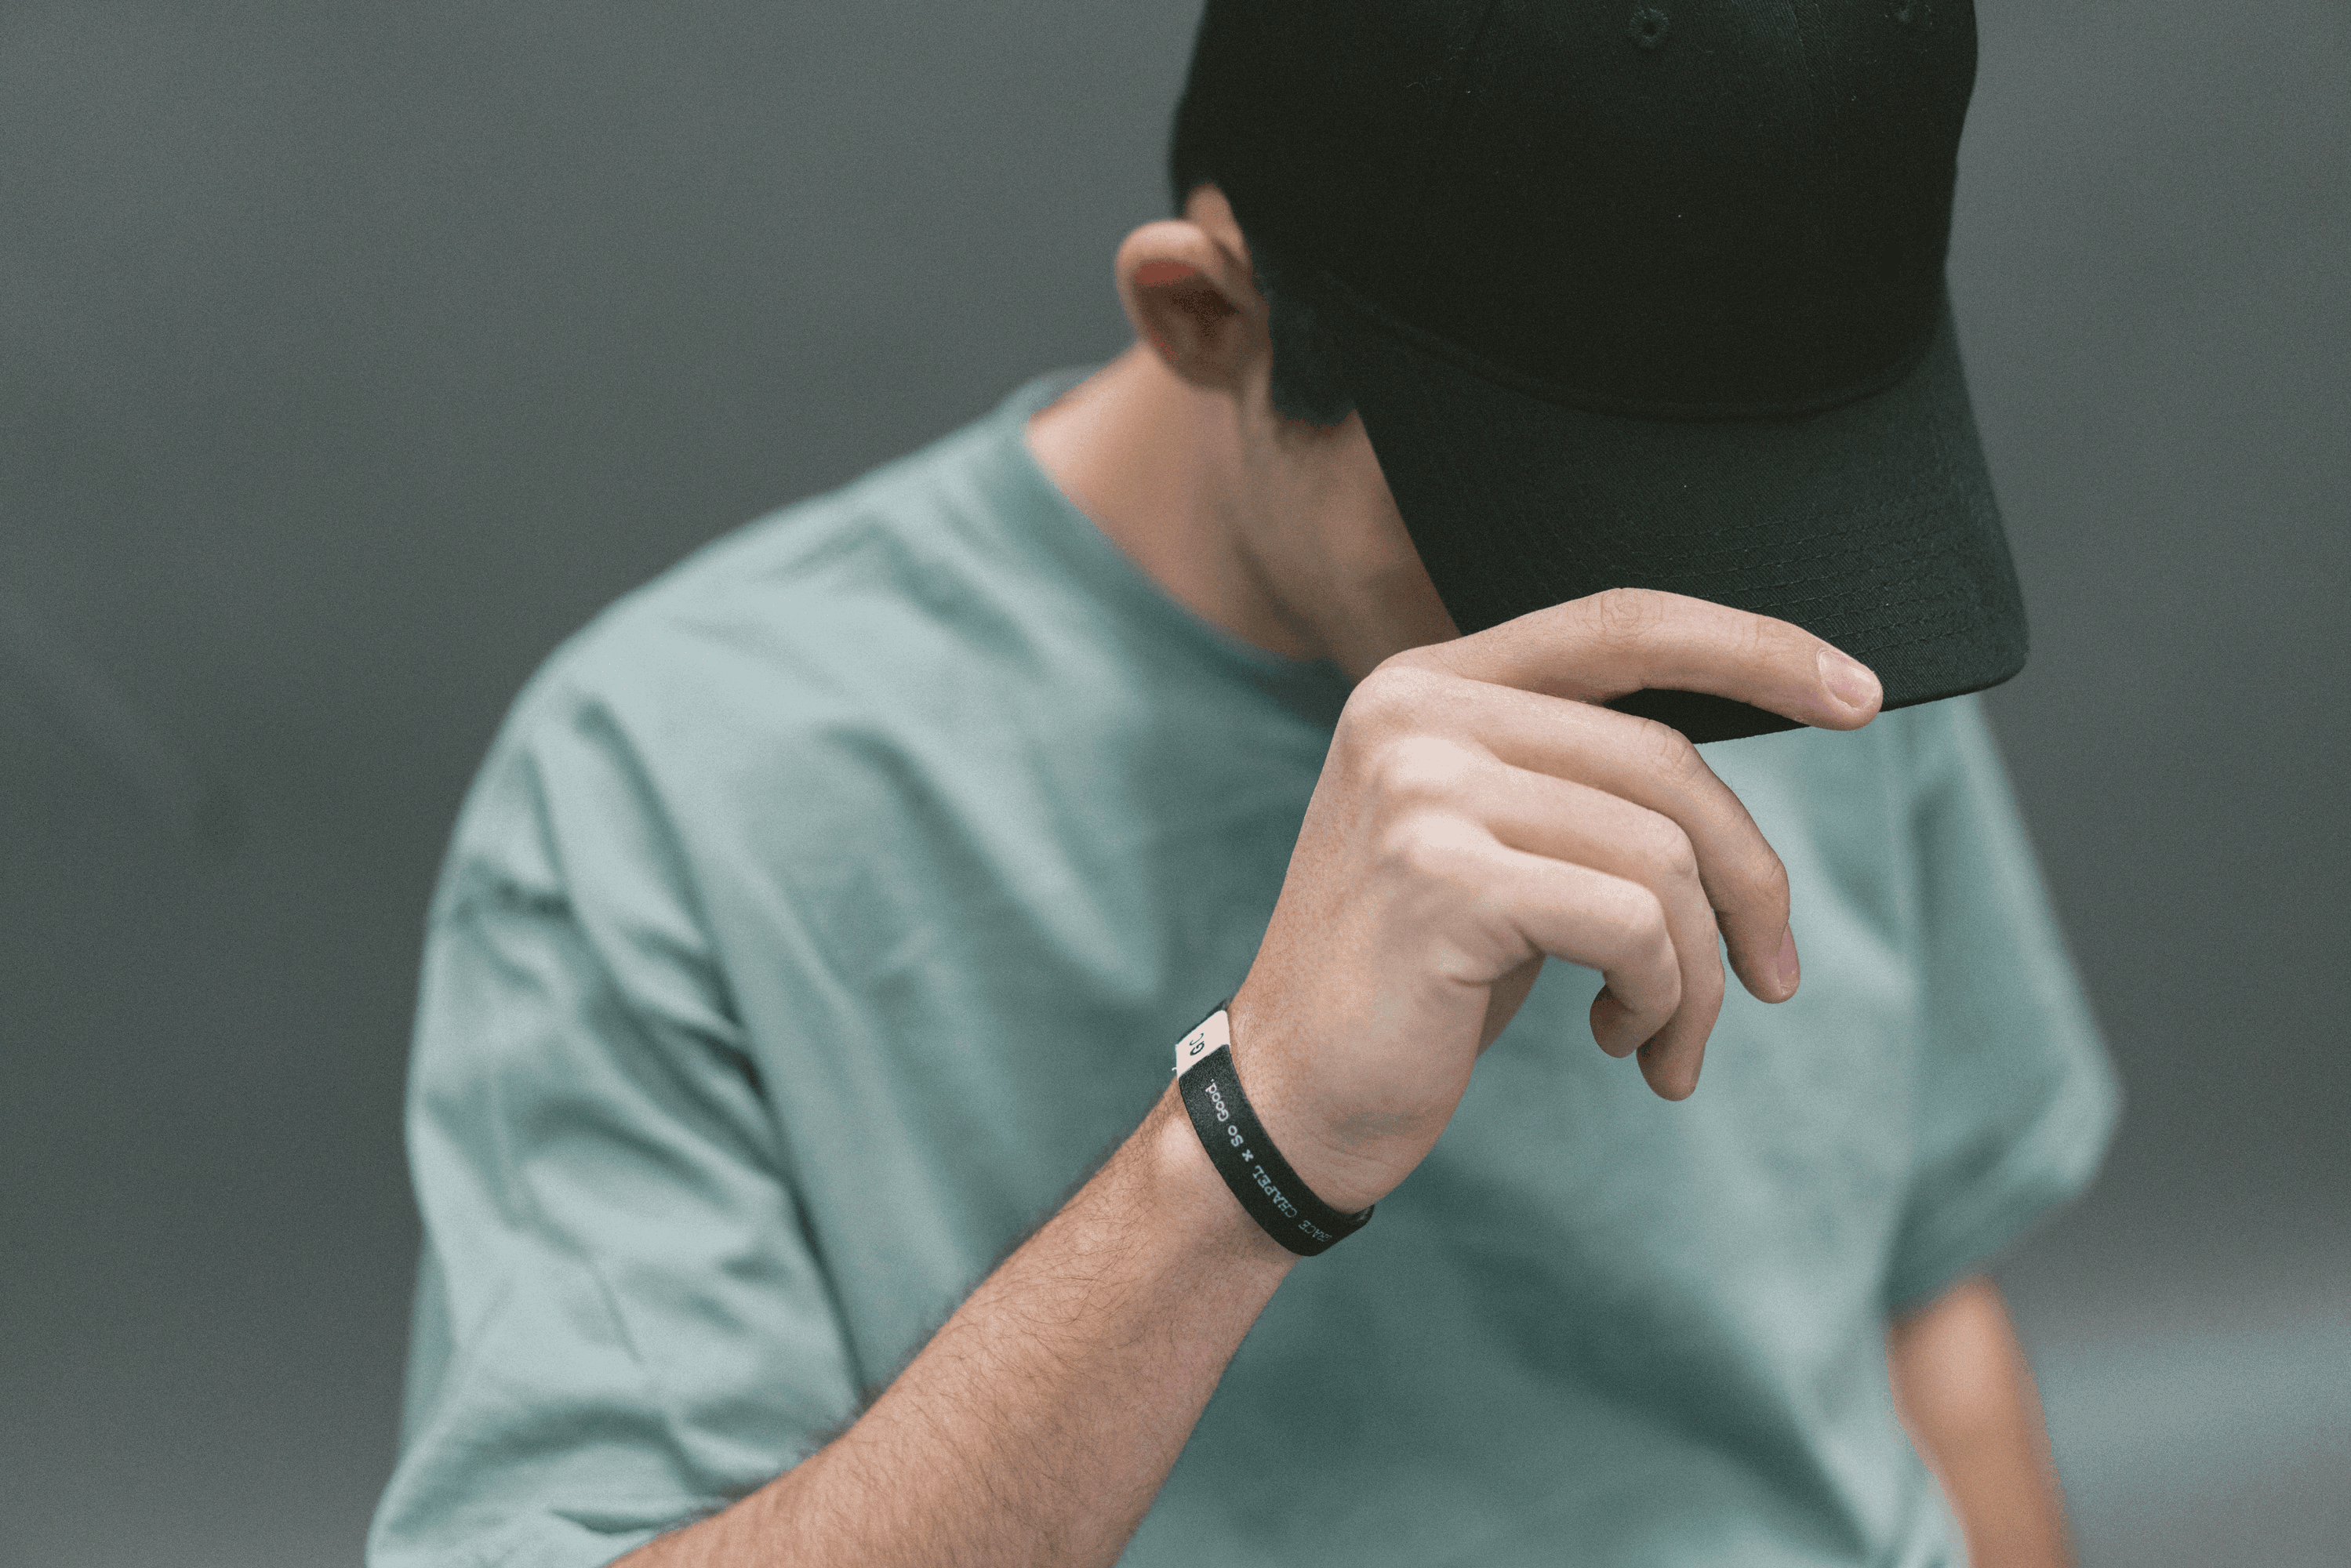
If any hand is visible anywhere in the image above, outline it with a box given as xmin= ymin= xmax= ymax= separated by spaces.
xmin=1229 ymin=587 xmax=1883 ymax=1210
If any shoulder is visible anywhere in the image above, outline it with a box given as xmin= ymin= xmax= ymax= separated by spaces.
xmin=571 ymin=410 xmax=1027 ymax=710
xmin=436 ymin=401 xmax=1059 ymax=915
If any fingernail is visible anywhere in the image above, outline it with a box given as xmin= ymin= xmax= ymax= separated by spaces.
xmin=1818 ymin=648 xmax=1880 ymax=711
xmin=1776 ymin=928 xmax=1800 ymax=993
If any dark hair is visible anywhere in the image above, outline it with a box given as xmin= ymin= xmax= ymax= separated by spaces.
xmin=1166 ymin=146 xmax=1355 ymax=426
xmin=1245 ymin=235 xmax=1357 ymax=427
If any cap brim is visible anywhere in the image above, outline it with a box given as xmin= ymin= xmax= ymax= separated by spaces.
xmin=1324 ymin=284 xmax=2027 ymax=742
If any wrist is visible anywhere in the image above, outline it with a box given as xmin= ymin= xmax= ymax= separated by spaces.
xmin=1222 ymin=994 xmax=1417 ymax=1215
xmin=1139 ymin=1083 xmax=1303 ymax=1273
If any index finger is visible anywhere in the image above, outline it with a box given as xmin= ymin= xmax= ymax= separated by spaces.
xmin=1406 ymin=587 xmax=1884 ymax=731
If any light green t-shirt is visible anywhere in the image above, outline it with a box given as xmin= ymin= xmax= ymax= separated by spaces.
xmin=372 ymin=377 xmax=2116 ymax=1568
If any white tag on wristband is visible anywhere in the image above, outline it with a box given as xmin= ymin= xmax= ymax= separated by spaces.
xmin=1174 ymin=1007 xmax=1232 ymax=1075
xmin=1170 ymin=1002 xmax=1372 ymax=1256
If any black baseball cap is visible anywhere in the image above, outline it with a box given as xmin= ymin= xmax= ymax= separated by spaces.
xmin=1171 ymin=0 xmax=2026 ymax=742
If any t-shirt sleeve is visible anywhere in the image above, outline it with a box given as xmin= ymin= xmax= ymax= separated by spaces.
xmin=369 ymin=674 xmax=860 ymax=1568
xmin=1881 ymin=695 xmax=2121 ymax=1313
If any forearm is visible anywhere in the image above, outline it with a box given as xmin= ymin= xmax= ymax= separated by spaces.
xmin=1887 ymin=1276 xmax=2072 ymax=1568
xmin=621 ymin=1083 xmax=1296 ymax=1568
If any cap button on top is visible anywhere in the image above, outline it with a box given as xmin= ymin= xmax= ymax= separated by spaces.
xmin=1628 ymin=8 xmax=1670 ymax=49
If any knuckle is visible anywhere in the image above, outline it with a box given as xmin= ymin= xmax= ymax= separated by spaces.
xmin=1339 ymin=662 xmax=1438 ymax=742
xmin=1688 ymin=953 xmax=1727 ymax=1012
xmin=1721 ymin=841 xmax=1791 ymax=918
xmin=1375 ymin=811 xmax=1476 ymax=884
xmin=1637 ymin=815 xmax=1700 ymax=886
xmin=1368 ymin=735 xmax=1480 ymax=811
xmin=1372 ymin=643 xmax=1442 ymax=678
xmin=1615 ymin=880 xmax=1673 ymax=957
xmin=1746 ymin=608 xmax=1822 ymax=683
xmin=1642 ymin=947 xmax=1684 ymax=1018
xmin=1628 ymin=713 xmax=1702 ymax=782
xmin=1586 ymin=586 xmax=1670 ymax=647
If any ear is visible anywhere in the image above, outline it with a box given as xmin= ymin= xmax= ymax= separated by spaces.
xmin=1114 ymin=187 xmax=1268 ymax=393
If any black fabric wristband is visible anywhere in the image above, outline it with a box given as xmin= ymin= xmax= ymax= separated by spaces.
xmin=1173 ymin=1004 xmax=1372 ymax=1257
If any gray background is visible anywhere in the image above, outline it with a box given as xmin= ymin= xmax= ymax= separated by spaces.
xmin=0 ymin=2 xmax=2341 ymax=1564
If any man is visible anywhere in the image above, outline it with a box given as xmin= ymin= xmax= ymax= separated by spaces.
xmin=372 ymin=4 xmax=2115 ymax=1566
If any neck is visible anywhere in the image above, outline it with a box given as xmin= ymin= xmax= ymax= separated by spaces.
xmin=1027 ymin=346 xmax=1330 ymax=666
